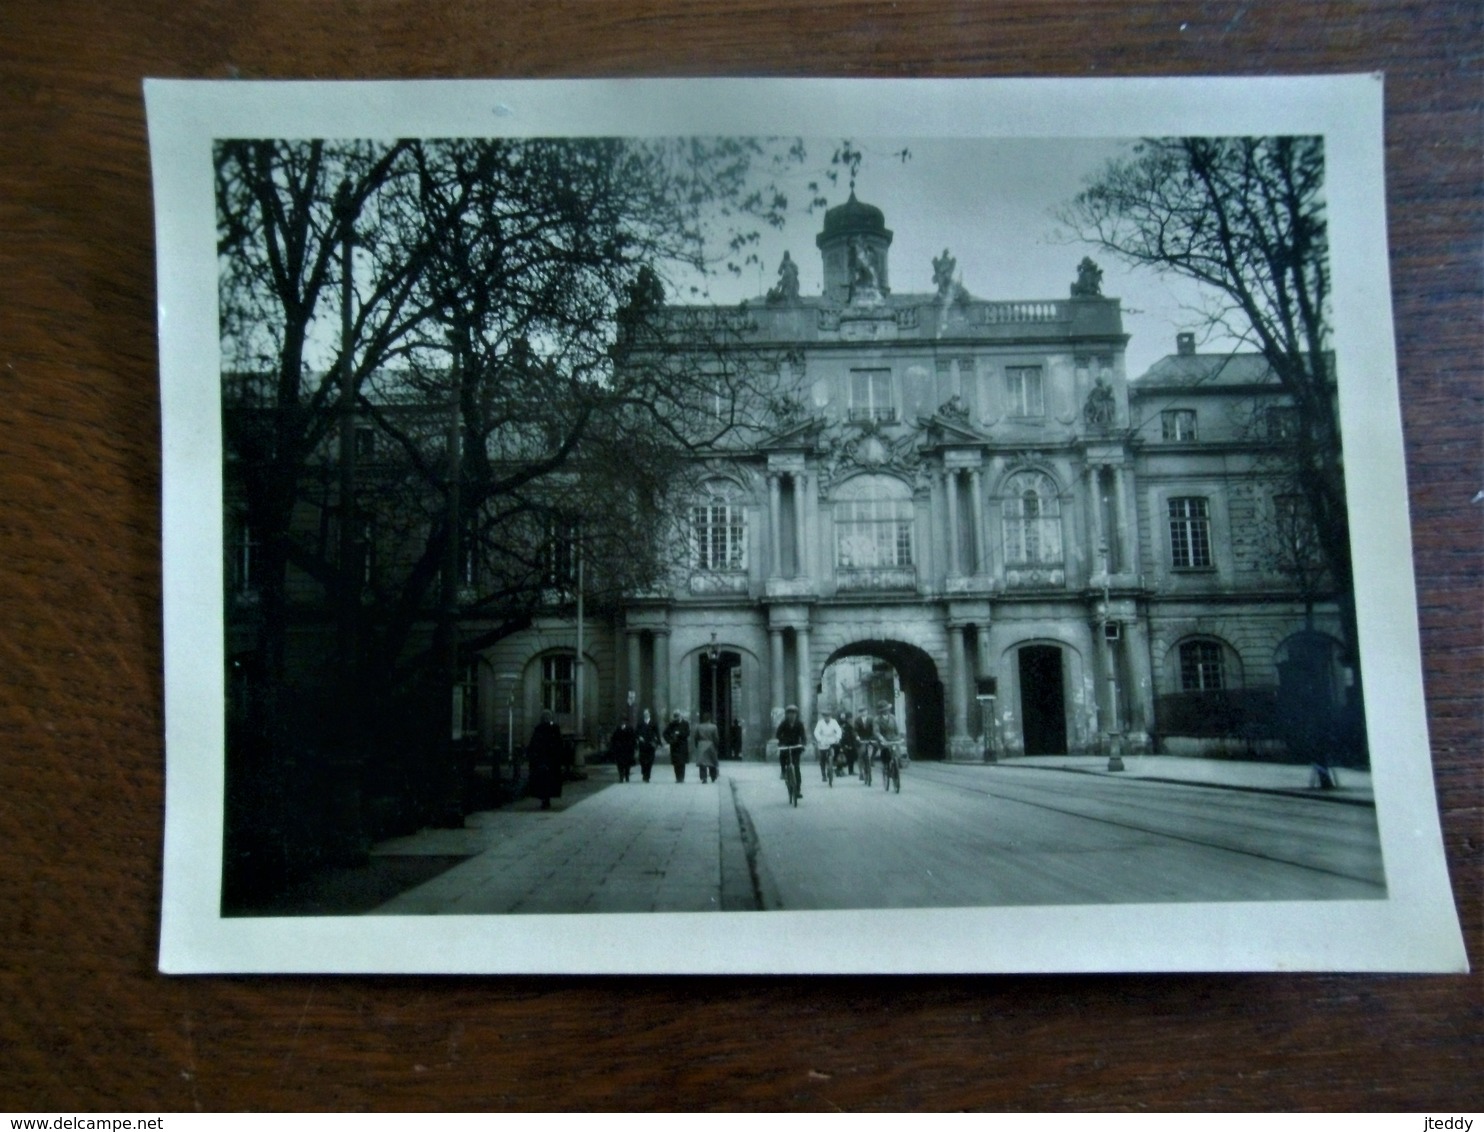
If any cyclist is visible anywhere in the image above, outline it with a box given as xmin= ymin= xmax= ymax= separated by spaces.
xmin=813 ymin=709 xmax=842 ymax=784
xmin=854 ymin=708 xmax=876 ymax=785
xmin=775 ymin=704 xmax=807 ymax=802
xmin=876 ymin=700 xmax=904 ymax=791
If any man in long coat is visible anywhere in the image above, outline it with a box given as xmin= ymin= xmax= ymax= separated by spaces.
xmin=664 ymin=710 xmax=691 ymax=783
xmin=692 ymin=712 xmax=720 ymax=784
xmin=610 ymin=717 xmax=637 ymax=783
xmin=526 ymin=709 xmax=565 ymax=810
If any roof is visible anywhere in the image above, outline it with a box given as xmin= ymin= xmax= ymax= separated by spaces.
xmin=1133 ymin=351 xmax=1280 ymax=392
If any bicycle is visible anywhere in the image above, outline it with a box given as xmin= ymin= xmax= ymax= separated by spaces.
xmin=818 ymin=744 xmax=835 ymax=787
xmin=779 ymin=743 xmax=804 ymax=807
xmin=881 ymin=740 xmax=903 ymax=794
xmin=860 ymin=739 xmax=874 ymax=787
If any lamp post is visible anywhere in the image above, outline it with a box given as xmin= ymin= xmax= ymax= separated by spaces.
xmin=709 ymin=632 xmax=721 ymax=756
xmin=496 ymin=673 xmax=517 ymax=794
xmin=1099 ymin=539 xmax=1125 ymax=771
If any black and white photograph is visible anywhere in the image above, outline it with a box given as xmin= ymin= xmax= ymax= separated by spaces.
xmin=150 ymin=77 xmax=1465 ymax=973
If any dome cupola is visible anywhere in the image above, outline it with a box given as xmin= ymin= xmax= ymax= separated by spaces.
xmin=816 ymin=193 xmax=893 ymax=304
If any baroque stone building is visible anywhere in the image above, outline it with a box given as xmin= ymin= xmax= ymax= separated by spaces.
xmin=471 ymin=195 xmax=1352 ymax=766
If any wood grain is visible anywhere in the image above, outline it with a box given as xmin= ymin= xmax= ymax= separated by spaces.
xmin=0 ymin=0 xmax=1478 ymax=1111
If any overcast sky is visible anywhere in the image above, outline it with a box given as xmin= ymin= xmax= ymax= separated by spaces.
xmin=678 ymin=136 xmax=1240 ymax=379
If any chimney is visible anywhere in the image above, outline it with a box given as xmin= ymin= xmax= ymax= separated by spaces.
xmin=1176 ymin=332 xmax=1196 ymax=356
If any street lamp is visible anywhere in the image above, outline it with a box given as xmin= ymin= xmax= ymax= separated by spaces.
xmin=708 ymin=632 xmax=721 ymax=757
xmin=1098 ymin=540 xmax=1125 ymax=771
xmin=496 ymin=672 xmax=518 ymax=791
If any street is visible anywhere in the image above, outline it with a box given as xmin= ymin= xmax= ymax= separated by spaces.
xmin=371 ymin=759 xmax=1384 ymax=915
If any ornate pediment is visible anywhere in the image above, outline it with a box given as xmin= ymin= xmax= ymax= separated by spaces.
xmin=814 ymin=416 xmax=929 ymax=495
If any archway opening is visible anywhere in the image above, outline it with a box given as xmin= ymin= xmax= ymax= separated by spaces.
xmin=819 ymin=639 xmax=945 ymax=760
xmin=698 ymin=648 xmax=744 ymax=759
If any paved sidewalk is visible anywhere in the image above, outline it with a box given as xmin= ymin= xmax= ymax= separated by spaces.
xmin=996 ymin=754 xmax=1373 ymax=804
xmin=371 ymin=764 xmax=756 ymax=915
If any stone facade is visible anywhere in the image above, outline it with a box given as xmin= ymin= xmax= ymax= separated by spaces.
xmin=476 ymin=200 xmax=1351 ymax=764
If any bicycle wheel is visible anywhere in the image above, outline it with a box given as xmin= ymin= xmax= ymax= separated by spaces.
xmin=862 ymin=753 xmax=872 ymax=786
xmin=786 ymin=762 xmax=800 ymax=807
xmin=826 ymin=756 xmax=834 ymax=787
xmin=891 ymin=760 xmax=901 ymax=794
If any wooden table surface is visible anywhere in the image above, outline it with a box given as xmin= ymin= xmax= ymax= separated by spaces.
xmin=1 ymin=1 xmax=1478 ymax=1112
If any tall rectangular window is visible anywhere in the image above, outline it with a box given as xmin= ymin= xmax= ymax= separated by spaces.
xmin=835 ymin=499 xmax=914 ymax=569
xmin=692 ymin=502 xmax=746 ymax=571
xmin=452 ymin=662 xmax=479 ymax=739
xmin=849 ymin=369 xmax=895 ymax=422
xmin=1161 ymin=409 xmax=1198 ymax=441
xmin=544 ymin=520 xmax=575 ymax=588
xmin=541 ymin=654 xmax=575 ymax=715
xmin=1005 ymin=366 xmax=1045 ymax=417
xmin=1168 ymin=497 xmax=1213 ymax=570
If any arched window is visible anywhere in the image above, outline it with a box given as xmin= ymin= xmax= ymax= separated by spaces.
xmin=1178 ymin=638 xmax=1226 ymax=691
xmin=834 ymin=474 xmax=913 ymax=569
xmin=1002 ymin=471 xmax=1062 ymax=566
xmin=691 ymin=480 xmax=747 ymax=572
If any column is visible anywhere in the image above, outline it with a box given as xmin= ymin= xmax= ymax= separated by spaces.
xmin=769 ymin=627 xmax=786 ymax=716
xmin=969 ymin=467 xmax=988 ymax=576
xmin=767 ymin=473 xmax=782 ymax=578
xmin=795 ymin=624 xmax=813 ymax=723
xmin=653 ymin=628 xmax=671 ymax=717
xmin=1124 ymin=616 xmax=1155 ymax=742
xmin=944 ymin=468 xmax=961 ymax=576
xmin=1114 ymin=463 xmax=1135 ymax=576
xmin=792 ymin=472 xmax=808 ymax=579
xmin=947 ymin=622 xmax=970 ymax=746
xmin=626 ymin=630 xmax=642 ymax=721
xmin=1089 ymin=464 xmax=1107 ymax=575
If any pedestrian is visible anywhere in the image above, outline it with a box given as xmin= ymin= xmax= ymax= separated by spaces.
xmin=610 ymin=716 xmax=637 ymax=783
xmin=839 ymin=711 xmax=859 ymax=776
xmin=636 ymin=708 xmax=660 ymax=783
xmin=525 ymin=708 xmax=565 ymax=810
xmin=664 ymin=710 xmax=691 ymax=783
xmin=693 ymin=712 xmax=720 ymax=783
xmin=813 ymin=709 xmax=842 ymax=782
xmin=775 ymin=704 xmax=807 ymax=798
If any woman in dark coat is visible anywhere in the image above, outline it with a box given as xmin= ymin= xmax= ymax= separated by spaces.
xmin=664 ymin=710 xmax=691 ymax=783
xmin=635 ymin=708 xmax=660 ymax=783
xmin=526 ymin=708 xmax=565 ymax=810
xmin=610 ymin=717 xmax=637 ymax=783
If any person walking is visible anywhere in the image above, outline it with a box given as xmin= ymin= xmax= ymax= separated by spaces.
xmin=664 ymin=710 xmax=691 ymax=782
xmin=693 ymin=712 xmax=720 ymax=783
xmin=610 ymin=716 xmax=637 ymax=783
xmin=525 ymin=708 xmax=565 ymax=810
xmin=635 ymin=708 xmax=660 ymax=783
xmin=775 ymin=704 xmax=807 ymax=799
xmin=839 ymin=711 xmax=859 ymax=777
xmin=813 ymin=709 xmax=842 ymax=782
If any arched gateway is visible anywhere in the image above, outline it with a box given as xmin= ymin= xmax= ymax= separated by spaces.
xmin=818 ymin=639 xmax=946 ymax=760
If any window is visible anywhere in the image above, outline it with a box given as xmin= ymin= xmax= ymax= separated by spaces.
xmin=834 ymin=475 xmax=913 ymax=569
xmin=543 ymin=519 xmax=576 ymax=589
xmin=354 ymin=423 xmax=377 ymax=461
xmin=1005 ymin=366 xmax=1045 ymax=417
xmin=1179 ymin=640 xmax=1225 ymax=691
xmin=452 ymin=662 xmax=479 ymax=740
xmin=1259 ymin=405 xmax=1299 ymax=440
xmin=1161 ymin=409 xmax=1198 ymax=441
xmin=541 ymin=654 xmax=575 ymax=715
xmin=849 ymin=369 xmax=895 ymax=422
xmin=691 ymin=487 xmax=747 ymax=572
xmin=1002 ymin=472 xmax=1062 ymax=565
xmin=1168 ymin=497 xmax=1213 ymax=570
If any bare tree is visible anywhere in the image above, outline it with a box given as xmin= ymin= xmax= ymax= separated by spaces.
xmin=219 ymin=136 xmax=798 ymax=892
xmin=1062 ymin=137 xmax=1354 ymax=650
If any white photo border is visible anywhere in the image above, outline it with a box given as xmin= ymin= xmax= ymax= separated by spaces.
xmin=148 ymin=75 xmax=1468 ymax=974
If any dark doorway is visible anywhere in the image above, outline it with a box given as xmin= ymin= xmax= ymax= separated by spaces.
xmin=1018 ymin=645 xmax=1067 ymax=755
xmin=699 ymin=648 xmax=742 ymax=758
xmin=819 ymin=639 xmax=945 ymax=760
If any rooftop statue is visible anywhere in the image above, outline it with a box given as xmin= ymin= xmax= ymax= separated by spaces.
xmin=1071 ymin=256 xmax=1104 ymax=298
xmin=765 ymin=250 xmax=801 ymax=305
